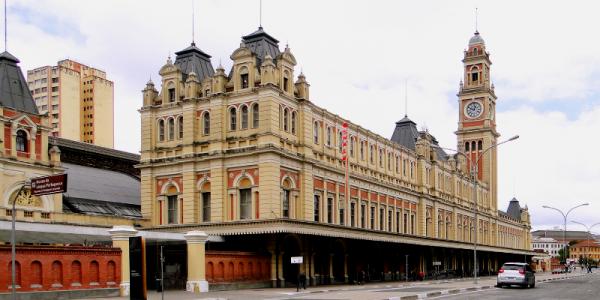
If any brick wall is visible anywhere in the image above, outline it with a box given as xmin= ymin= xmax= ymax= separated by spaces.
xmin=0 ymin=245 xmax=121 ymax=292
xmin=205 ymin=251 xmax=270 ymax=283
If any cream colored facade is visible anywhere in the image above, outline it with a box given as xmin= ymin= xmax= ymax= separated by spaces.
xmin=138 ymin=29 xmax=532 ymax=253
xmin=26 ymin=59 xmax=114 ymax=148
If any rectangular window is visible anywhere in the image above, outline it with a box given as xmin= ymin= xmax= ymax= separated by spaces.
xmin=396 ymin=211 xmax=401 ymax=233
xmin=168 ymin=88 xmax=175 ymax=102
xmin=379 ymin=207 xmax=385 ymax=230
xmin=202 ymin=192 xmax=211 ymax=222
xmin=411 ymin=213 xmax=416 ymax=234
xmin=403 ymin=212 xmax=409 ymax=233
xmin=167 ymin=195 xmax=178 ymax=224
xmin=314 ymin=194 xmax=320 ymax=222
xmin=361 ymin=203 xmax=366 ymax=228
xmin=370 ymin=206 xmax=375 ymax=229
xmin=51 ymin=86 xmax=58 ymax=92
xmin=339 ymin=199 xmax=345 ymax=225
xmin=241 ymin=74 xmax=249 ymax=89
xmin=350 ymin=202 xmax=356 ymax=227
xmin=388 ymin=210 xmax=393 ymax=232
xmin=327 ymin=197 xmax=333 ymax=223
xmin=282 ymin=190 xmax=290 ymax=218
xmin=283 ymin=77 xmax=289 ymax=92
xmin=240 ymin=189 xmax=252 ymax=220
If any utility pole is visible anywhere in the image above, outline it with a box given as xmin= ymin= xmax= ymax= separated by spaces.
xmin=405 ymin=255 xmax=409 ymax=282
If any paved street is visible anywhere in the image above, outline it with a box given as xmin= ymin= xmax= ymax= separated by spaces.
xmin=435 ymin=272 xmax=600 ymax=300
xmin=78 ymin=272 xmax=598 ymax=300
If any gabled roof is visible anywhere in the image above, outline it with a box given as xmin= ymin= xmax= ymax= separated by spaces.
xmin=390 ymin=116 xmax=419 ymax=150
xmin=0 ymin=51 xmax=39 ymax=114
xmin=241 ymin=26 xmax=281 ymax=66
xmin=174 ymin=42 xmax=215 ymax=82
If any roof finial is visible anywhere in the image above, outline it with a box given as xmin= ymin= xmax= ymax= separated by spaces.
xmin=191 ymin=0 xmax=195 ymax=45
xmin=4 ymin=0 xmax=7 ymax=51
xmin=259 ymin=0 xmax=262 ymax=29
xmin=404 ymin=78 xmax=408 ymax=117
xmin=475 ymin=7 xmax=478 ymax=33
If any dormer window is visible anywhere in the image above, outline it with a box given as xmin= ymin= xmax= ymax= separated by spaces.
xmin=241 ymin=73 xmax=249 ymax=89
xmin=471 ymin=72 xmax=479 ymax=83
xmin=473 ymin=48 xmax=478 ymax=56
xmin=168 ymin=88 xmax=175 ymax=102
xmin=283 ymin=77 xmax=289 ymax=92
xmin=16 ymin=130 xmax=28 ymax=152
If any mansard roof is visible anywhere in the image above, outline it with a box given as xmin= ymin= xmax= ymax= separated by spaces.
xmin=506 ymin=197 xmax=522 ymax=221
xmin=0 ymin=51 xmax=39 ymax=114
xmin=390 ymin=116 xmax=418 ymax=151
xmin=242 ymin=26 xmax=281 ymax=66
xmin=174 ymin=42 xmax=215 ymax=82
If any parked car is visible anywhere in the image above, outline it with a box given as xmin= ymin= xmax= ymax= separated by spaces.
xmin=497 ymin=262 xmax=536 ymax=288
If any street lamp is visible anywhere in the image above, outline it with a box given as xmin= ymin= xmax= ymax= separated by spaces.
xmin=433 ymin=135 xmax=519 ymax=284
xmin=542 ymin=203 xmax=589 ymax=277
xmin=571 ymin=221 xmax=600 ymax=269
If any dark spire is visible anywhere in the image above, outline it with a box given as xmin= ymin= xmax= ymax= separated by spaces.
xmin=390 ymin=116 xmax=418 ymax=150
xmin=506 ymin=197 xmax=522 ymax=221
xmin=241 ymin=27 xmax=281 ymax=66
xmin=0 ymin=51 xmax=39 ymax=114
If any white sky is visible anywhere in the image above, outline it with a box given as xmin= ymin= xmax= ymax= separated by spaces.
xmin=9 ymin=0 xmax=600 ymax=232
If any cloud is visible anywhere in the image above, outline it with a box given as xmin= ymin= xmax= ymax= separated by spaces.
xmin=8 ymin=0 xmax=600 ymax=230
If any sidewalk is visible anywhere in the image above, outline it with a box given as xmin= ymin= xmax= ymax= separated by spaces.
xmin=78 ymin=271 xmax=593 ymax=300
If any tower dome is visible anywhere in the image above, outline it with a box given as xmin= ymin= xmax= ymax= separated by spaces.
xmin=469 ymin=31 xmax=485 ymax=46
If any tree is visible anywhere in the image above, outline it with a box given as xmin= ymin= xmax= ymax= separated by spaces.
xmin=558 ymin=247 xmax=570 ymax=264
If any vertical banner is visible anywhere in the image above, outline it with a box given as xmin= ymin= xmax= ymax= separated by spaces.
xmin=129 ymin=236 xmax=147 ymax=300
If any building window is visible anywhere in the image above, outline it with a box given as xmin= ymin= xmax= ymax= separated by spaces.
xmin=370 ymin=145 xmax=374 ymax=164
xmin=283 ymin=108 xmax=289 ymax=131
xmin=403 ymin=212 xmax=409 ymax=233
xmin=379 ymin=149 xmax=384 ymax=167
xmin=326 ymin=126 xmax=332 ymax=146
xmin=388 ymin=210 xmax=393 ymax=232
xmin=379 ymin=207 xmax=385 ymax=230
xmin=282 ymin=189 xmax=290 ymax=218
xmin=203 ymin=112 xmax=210 ymax=135
xmin=230 ymin=107 xmax=237 ymax=130
xmin=396 ymin=211 xmax=400 ymax=233
xmin=241 ymin=105 xmax=248 ymax=129
xmin=314 ymin=194 xmax=320 ymax=222
xmin=350 ymin=137 xmax=354 ymax=157
xmin=339 ymin=199 xmax=345 ymax=225
xmin=16 ymin=130 xmax=28 ymax=152
xmin=167 ymin=195 xmax=178 ymax=224
xmin=202 ymin=192 xmax=211 ymax=222
xmin=473 ymin=48 xmax=478 ymax=56
xmin=168 ymin=118 xmax=175 ymax=141
xmin=327 ymin=197 xmax=333 ymax=223
xmin=240 ymin=189 xmax=252 ymax=220
xmin=252 ymin=103 xmax=259 ymax=128
xmin=177 ymin=116 xmax=184 ymax=139
xmin=370 ymin=206 xmax=375 ymax=229
xmin=360 ymin=203 xmax=366 ymax=228
xmin=168 ymin=88 xmax=175 ymax=102
xmin=291 ymin=111 xmax=296 ymax=134
xmin=350 ymin=202 xmax=356 ymax=227
xmin=283 ymin=77 xmax=289 ymax=92
xmin=241 ymin=73 xmax=249 ymax=89
xmin=313 ymin=122 xmax=319 ymax=144
xmin=360 ymin=141 xmax=364 ymax=160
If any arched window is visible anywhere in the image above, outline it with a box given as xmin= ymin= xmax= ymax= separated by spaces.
xmin=203 ymin=112 xmax=210 ymax=135
xmin=158 ymin=119 xmax=165 ymax=141
xmin=379 ymin=148 xmax=384 ymax=167
xmin=471 ymin=141 xmax=476 ymax=151
xmin=90 ymin=261 xmax=99 ymax=283
xmin=313 ymin=121 xmax=319 ymax=144
xmin=473 ymin=47 xmax=478 ymax=56
xmin=229 ymin=107 xmax=237 ymax=130
xmin=252 ymin=103 xmax=259 ymax=128
xmin=200 ymin=182 xmax=211 ymax=222
xmin=291 ymin=111 xmax=297 ymax=134
xmin=8 ymin=261 xmax=21 ymax=286
xmin=16 ymin=130 xmax=27 ymax=152
xmin=51 ymin=261 xmax=63 ymax=286
xmin=326 ymin=126 xmax=331 ymax=146
xmin=282 ymin=178 xmax=293 ymax=218
xmin=283 ymin=108 xmax=289 ymax=131
xmin=71 ymin=261 xmax=82 ymax=285
xmin=31 ymin=261 xmax=42 ymax=287
xmin=168 ymin=118 xmax=175 ymax=141
xmin=478 ymin=140 xmax=483 ymax=151
xmin=470 ymin=66 xmax=479 ymax=83
xmin=177 ymin=116 xmax=183 ymax=139
xmin=238 ymin=177 xmax=252 ymax=220
xmin=167 ymin=194 xmax=178 ymax=224
xmin=241 ymin=105 xmax=249 ymax=129
xmin=107 ymin=261 xmax=116 ymax=283
xmin=465 ymin=141 xmax=470 ymax=152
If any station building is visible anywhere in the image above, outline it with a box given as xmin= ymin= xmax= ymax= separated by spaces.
xmin=137 ymin=27 xmax=534 ymax=292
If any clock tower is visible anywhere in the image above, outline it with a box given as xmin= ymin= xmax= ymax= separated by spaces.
xmin=456 ymin=31 xmax=500 ymax=211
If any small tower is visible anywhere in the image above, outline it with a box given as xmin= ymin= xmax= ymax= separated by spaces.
xmin=142 ymin=78 xmax=158 ymax=107
xmin=294 ymin=71 xmax=310 ymax=100
xmin=212 ymin=63 xmax=227 ymax=94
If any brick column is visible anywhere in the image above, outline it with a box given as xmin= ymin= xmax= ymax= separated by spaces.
xmin=184 ymin=231 xmax=209 ymax=293
xmin=108 ymin=225 xmax=137 ymax=296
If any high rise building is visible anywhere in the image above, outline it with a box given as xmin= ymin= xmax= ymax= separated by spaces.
xmin=26 ymin=59 xmax=114 ymax=148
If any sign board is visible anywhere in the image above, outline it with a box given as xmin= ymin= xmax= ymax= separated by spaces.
xmin=129 ymin=236 xmax=147 ymax=300
xmin=433 ymin=261 xmax=441 ymax=266
xmin=291 ymin=256 xmax=303 ymax=264
xmin=31 ymin=174 xmax=67 ymax=196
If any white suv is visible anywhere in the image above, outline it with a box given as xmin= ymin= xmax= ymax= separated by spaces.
xmin=497 ymin=262 xmax=536 ymax=288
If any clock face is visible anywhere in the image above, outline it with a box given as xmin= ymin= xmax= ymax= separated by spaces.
xmin=465 ymin=101 xmax=483 ymax=118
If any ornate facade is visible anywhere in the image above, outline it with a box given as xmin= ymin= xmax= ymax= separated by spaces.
xmin=139 ymin=27 xmax=533 ymax=287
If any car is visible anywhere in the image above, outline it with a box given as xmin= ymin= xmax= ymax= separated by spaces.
xmin=497 ymin=262 xmax=536 ymax=288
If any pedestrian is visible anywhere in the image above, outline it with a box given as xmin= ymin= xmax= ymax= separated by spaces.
xmin=298 ymin=272 xmax=306 ymax=290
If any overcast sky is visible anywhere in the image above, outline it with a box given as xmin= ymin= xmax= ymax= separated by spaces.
xmin=9 ymin=0 xmax=600 ymax=232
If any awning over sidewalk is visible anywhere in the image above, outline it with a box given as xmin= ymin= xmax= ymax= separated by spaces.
xmin=0 ymin=220 xmax=222 ymax=244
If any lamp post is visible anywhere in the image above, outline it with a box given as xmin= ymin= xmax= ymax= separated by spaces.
xmin=433 ymin=135 xmax=519 ymax=284
xmin=542 ymin=203 xmax=589 ymax=278
xmin=571 ymin=221 xmax=600 ymax=269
